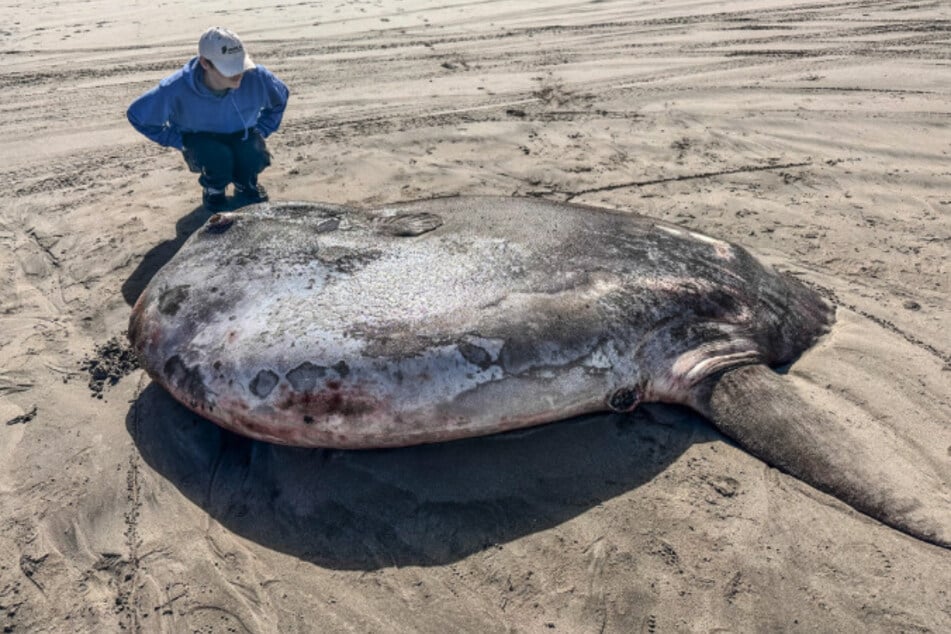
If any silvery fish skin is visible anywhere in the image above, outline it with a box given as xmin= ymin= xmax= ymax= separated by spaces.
xmin=129 ymin=196 xmax=832 ymax=448
xmin=131 ymin=196 xmax=951 ymax=548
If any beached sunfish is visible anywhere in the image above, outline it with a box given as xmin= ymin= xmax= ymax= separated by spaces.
xmin=129 ymin=196 xmax=949 ymax=548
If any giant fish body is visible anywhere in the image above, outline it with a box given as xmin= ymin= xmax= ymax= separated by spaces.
xmin=129 ymin=196 xmax=949 ymax=548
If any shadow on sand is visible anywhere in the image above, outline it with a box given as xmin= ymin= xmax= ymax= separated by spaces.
xmin=127 ymin=383 xmax=710 ymax=571
xmin=121 ymin=204 xmax=212 ymax=306
xmin=120 ymin=201 xmax=711 ymax=571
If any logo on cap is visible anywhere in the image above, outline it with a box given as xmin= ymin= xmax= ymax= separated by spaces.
xmin=199 ymin=27 xmax=255 ymax=76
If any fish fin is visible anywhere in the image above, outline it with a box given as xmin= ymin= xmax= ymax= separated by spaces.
xmin=374 ymin=212 xmax=443 ymax=237
xmin=691 ymin=364 xmax=950 ymax=549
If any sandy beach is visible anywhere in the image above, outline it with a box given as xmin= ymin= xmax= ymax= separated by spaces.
xmin=2 ymin=0 xmax=950 ymax=631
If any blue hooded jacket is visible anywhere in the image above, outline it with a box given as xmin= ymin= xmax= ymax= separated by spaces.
xmin=127 ymin=57 xmax=289 ymax=150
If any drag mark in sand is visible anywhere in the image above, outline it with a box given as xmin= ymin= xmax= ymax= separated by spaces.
xmin=18 ymin=554 xmax=48 ymax=595
xmin=119 ymin=453 xmax=143 ymax=632
xmin=24 ymin=228 xmax=60 ymax=269
xmin=119 ymin=379 xmax=146 ymax=633
xmin=810 ymin=282 xmax=951 ymax=369
xmin=0 ymin=374 xmax=33 ymax=397
xmin=563 ymin=161 xmax=813 ymax=201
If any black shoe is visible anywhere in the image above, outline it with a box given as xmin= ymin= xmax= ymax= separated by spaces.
xmin=234 ymin=183 xmax=269 ymax=205
xmin=202 ymin=188 xmax=228 ymax=212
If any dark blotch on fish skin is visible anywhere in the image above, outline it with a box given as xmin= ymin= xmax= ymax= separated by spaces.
xmin=608 ymin=386 xmax=642 ymax=412
xmin=458 ymin=342 xmax=494 ymax=370
xmin=276 ymin=386 xmax=377 ymax=417
xmin=318 ymin=247 xmax=382 ymax=274
xmin=163 ymin=355 xmax=207 ymax=407
xmin=316 ymin=218 xmax=340 ymax=233
xmin=497 ymin=339 xmax=537 ymax=374
xmin=250 ymin=369 xmax=280 ymax=398
xmin=158 ymin=285 xmax=190 ymax=316
xmin=286 ymin=362 xmax=327 ymax=392
xmin=333 ymin=361 xmax=350 ymax=378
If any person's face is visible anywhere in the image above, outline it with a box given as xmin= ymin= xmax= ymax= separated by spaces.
xmin=200 ymin=57 xmax=244 ymax=90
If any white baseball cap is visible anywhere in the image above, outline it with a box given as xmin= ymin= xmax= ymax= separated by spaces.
xmin=198 ymin=27 xmax=256 ymax=77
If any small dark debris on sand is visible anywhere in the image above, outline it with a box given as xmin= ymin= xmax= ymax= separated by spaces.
xmin=6 ymin=405 xmax=37 ymax=426
xmin=79 ymin=337 xmax=139 ymax=398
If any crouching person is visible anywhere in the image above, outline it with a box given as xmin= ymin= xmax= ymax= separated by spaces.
xmin=127 ymin=27 xmax=289 ymax=211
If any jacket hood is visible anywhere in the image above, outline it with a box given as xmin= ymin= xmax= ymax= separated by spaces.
xmin=182 ymin=56 xmax=222 ymax=98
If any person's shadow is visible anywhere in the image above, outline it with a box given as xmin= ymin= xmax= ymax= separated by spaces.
xmin=121 ymin=202 xmax=707 ymax=571
xmin=122 ymin=204 xmax=212 ymax=306
xmin=128 ymin=382 xmax=707 ymax=571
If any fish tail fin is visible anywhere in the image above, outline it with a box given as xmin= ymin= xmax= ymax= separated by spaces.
xmin=691 ymin=364 xmax=950 ymax=549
